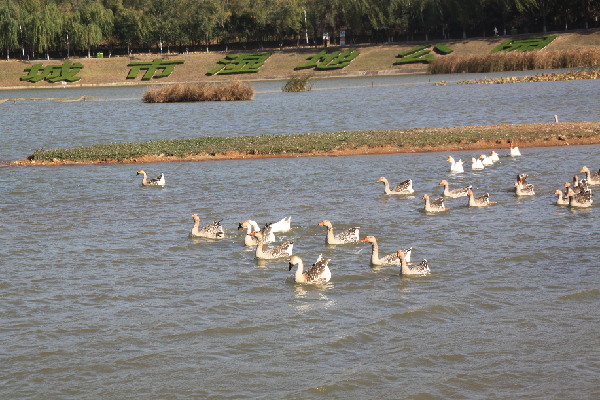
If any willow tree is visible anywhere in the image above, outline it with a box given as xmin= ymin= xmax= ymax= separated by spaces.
xmin=184 ymin=0 xmax=227 ymax=51
xmin=21 ymin=0 xmax=62 ymax=59
xmin=0 ymin=1 xmax=20 ymax=60
xmin=69 ymin=0 xmax=114 ymax=58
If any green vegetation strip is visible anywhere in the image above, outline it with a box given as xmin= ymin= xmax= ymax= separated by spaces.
xmin=26 ymin=123 xmax=600 ymax=163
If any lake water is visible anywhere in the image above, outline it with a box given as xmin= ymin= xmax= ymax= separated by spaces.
xmin=1 ymin=73 xmax=599 ymax=399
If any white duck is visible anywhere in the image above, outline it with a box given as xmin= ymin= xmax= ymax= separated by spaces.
xmin=479 ymin=154 xmax=494 ymax=166
xmin=269 ymin=216 xmax=291 ymax=233
xmin=439 ymin=180 xmax=471 ymax=198
xmin=447 ymin=156 xmax=464 ymax=173
xmin=466 ymin=189 xmax=495 ymax=207
xmin=471 ymin=157 xmax=485 ymax=170
xmin=238 ymin=220 xmax=275 ymax=246
xmin=423 ymin=194 xmax=448 ymax=212
xmin=288 ymin=254 xmax=331 ymax=284
xmin=318 ymin=220 xmax=360 ymax=244
xmin=376 ymin=177 xmax=414 ymax=195
xmin=360 ymin=235 xmax=412 ymax=265
xmin=250 ymin=230 xmax=294 ymax=260
xmin=191 ymin=214 xmax=225 ymax=239
xmin=580 ymin=166 xmax=600 ymax=185
xmin=509 ymin=142 xmax=521 ymax=156
xmin=397 ymin=251 xmax=430 ymax=276
xmin=137 ymin=170 xmax=165 ymax=186
xmin=489 ymin=151 xmax=500 ymax=162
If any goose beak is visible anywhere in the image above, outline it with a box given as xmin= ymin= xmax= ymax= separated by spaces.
xmin=237 ymin=223 xmax=243 ymax=230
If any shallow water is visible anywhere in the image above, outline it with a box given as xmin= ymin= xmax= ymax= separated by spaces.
xmin=1 ymin=76 xmax=599 ymax=399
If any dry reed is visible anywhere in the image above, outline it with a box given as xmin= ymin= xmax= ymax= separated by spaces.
xmin=142 ymin=81 xmax=254 ymax=103
xmin=428 ymin=48 xmax=600 ymax=74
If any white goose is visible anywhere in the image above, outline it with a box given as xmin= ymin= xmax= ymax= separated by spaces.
xmin=397 ymin=251 xmax=430 ymax=276
xmin=191 ymin=214 xmax=225 ymax=239
xmin=439 ymin=180 xmax=471 ymax=198
xmin=318 ymin=220 xmax=360 ymax=244
xmin=136 ymin=170 xmax=165 ymax=186
xmin=447 ymin=156 xmax=464 ymax=173
xmin=580 ymin=166 xmax=600 ymax=185
xmin=423 ymin=194 xmax=448 ymax=212
xmin=479 ymin=154 xmax=494 ymax=166
xmin=376 ymin=177 xmax=414 ymax=195
xmin=360 ymin=235 xmax=412 ymax=265
xmin=238 ymin=220 xmax=275 ymax=246
xmin=489 ymin=151 xmax=500 ymax=162
xmin=288 ymin=254 xmax=331 ymax=284
xmin=471 ymin=157 xmax=485 ymax=170
xmin=269 ymin=216 xmax=292 ymax=233
xmin=509 ymin=142 xmax=521 ymax=156
xmin=250 ymin=230 xmax=294 ymax=260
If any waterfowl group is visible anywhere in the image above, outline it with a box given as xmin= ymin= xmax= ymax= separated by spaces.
xmin=137 ymin=170 xmax=165 ymax=186
xmin=143 ymin=149 xmax=595 ymax=287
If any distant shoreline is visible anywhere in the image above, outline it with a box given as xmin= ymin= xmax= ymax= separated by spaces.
xmin=10 ymin=122 xmax=600 ymax=167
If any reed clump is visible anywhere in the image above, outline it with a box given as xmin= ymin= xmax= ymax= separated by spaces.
xmin=282 ymin=74 xmax=313 ymax=92
xmin=428 ymin=48 xmax=600 ymax=74
xmin=142 ymin=81 xmax=254 ymax=102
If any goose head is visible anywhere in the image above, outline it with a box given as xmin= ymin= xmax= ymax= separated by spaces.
xmin=439 ymin=180 xmax=448 ymax=186
xmin=318 ymin=220 xmax=333 ymax=228
xmin=360 ymin=235 xmax=377 ymax=244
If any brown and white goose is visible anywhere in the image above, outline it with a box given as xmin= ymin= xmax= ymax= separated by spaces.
xmin=397 ymin=251 xmax=430 ymax=276
xmin=238 ymin=220 xmax=275 ymax=246
xmin=439 ymin=180 xmax=471 ymax=198
xmin=566 ymin=187 xmax=593 ymax=208
xmin=288 ymin=254 xmax=331 ymax=284
xmin=318 ymin=220 xmax=359 ymax=244
xmin=580 ymin=166 xmax=600 ymax=185
xmin=191 ymin=214 xmax=225 ymax=239
xmin=423 ymin=194 xmax=448 ymax=212
xmin=360 ymin=235 xmax=412 ymax=265
xmin=466 ymin=189 xmax=495 ymax=207
xmin=136 ymin=170 xmax=165 ymax=186
xmin=554 ymin=189 xmax=569 ymax=205
xmin=514 ymin=179 xmax=535 ymax=196
xmin=250 ymin=230 xmax=294 ymax=260
xmin=376 ymin=177 xmax=414 ymax=195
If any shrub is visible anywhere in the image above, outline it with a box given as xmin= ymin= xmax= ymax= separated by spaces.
xmin=282 ymin=74 xmax=313 ymax=92
xmin=142 ymin=81 xmax=254 ymax=103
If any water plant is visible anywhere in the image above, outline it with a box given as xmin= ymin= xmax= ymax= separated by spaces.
xmin=282 ymin=74 xmax=313 ymax=92
xmin=142 ymin=81 xmax=254 ymax=102
xmin=428 ymin=47 xmax=600 ymax=74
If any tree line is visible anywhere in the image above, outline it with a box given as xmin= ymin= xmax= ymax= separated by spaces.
xmin=1 ymin=0 xmax=598 ymax=60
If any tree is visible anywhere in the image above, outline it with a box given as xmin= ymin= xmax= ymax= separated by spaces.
xmin=69 ymin=0 xmax=114 ymax=58
xmin=0 ymin=1 xmax=20 ymax=60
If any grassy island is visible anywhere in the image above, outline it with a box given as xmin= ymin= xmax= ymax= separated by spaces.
xmin=12 ymin=122 xmax=600 ymax=166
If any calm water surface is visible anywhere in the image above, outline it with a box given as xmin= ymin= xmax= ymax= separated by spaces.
xmin=1 ymin=75 xmax=599 ymax=399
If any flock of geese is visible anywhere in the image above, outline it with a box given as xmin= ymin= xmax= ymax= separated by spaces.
xmin=136 ymin=144 xmax=598 ymax=285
